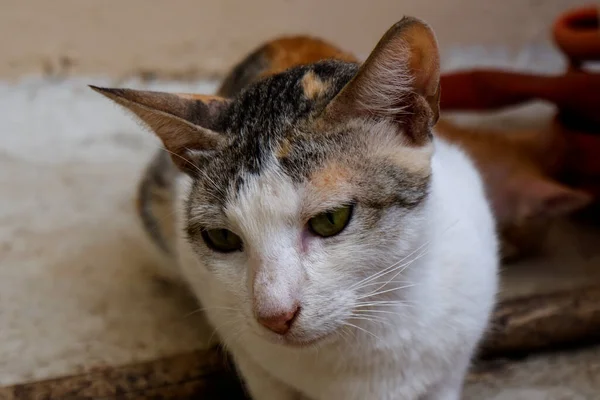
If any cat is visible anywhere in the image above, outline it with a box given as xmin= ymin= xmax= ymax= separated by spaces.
xmin=220 ymin=33 xmax=593 ymax=264
xmin=132 ymin=27 xmax=592 ymax=267
xmin=92 ymin=17 xmax=498 ymax=400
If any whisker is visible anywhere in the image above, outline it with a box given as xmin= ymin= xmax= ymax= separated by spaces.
xmin=343 ymin=322 xmax=382 ymax=342
xmin=184 ymin=306 xmax=240 ymax=318
xmin=354 ymin=308 xmax=409 ymax=317
xmin=361 ymin=248 xmax=427 ymax=296
xmin=160 ymin=146 xmax=203 ymax=175
xmin=356 ymin=283 xmax=417 ymax=300
xmin=349 ymin=315 xmax=391 ymax=326
xmin=350 ymin=311 xmax=390 ymax=322
xmin=349 ymin=318 xmax=391 ymax=328
xmin=338 ymin=326 xmax=354 ymax=347
xmin=355 ymin=279 xmax=413 ymax=289
xmin=349 ymin=219 xmax=459 ymax=294
xmin=208 ymin=317 xmax=243 ymax=345
xmin=149 ymin=142 xmax=224 ymax=202
xmin=349 ymin=240 xmax=431 ymax=291
xmin=353 ymin=301 xmax=416 ymax=308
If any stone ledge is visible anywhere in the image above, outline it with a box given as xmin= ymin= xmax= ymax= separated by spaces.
xmin=2 ymin=285 xmax=600 ymax=399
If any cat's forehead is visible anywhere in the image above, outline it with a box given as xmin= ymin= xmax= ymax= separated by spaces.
xmin=188 ymin=60 xmax=430 ymax=213
xmin=189 ymin=62 xmax=359 ymax=201
xmin=189 ymin=122 xmax=430 ymax=219
xmin=213 ymin=60 xmax=358 ymax=138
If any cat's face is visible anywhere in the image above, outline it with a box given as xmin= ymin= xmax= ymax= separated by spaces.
xmin=185 ymin=117 xmax=432 ymax=344
xmin=92 ymin=17 xmax=441 ymax=345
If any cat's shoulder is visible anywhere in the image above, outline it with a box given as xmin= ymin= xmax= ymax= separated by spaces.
xmin=431 ymin=133 xmax=485 ymax=192
xmin=430 ymin=132 xmax=496 ymax=236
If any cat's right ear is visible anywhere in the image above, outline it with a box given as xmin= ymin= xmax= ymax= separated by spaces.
xmin=90 ymin=86 xmax=230 ymax=175
xmin=322 ymin=17 xmax=440 ymax=146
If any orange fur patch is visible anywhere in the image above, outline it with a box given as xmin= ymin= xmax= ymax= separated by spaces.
xmin=311 ymin=163 xmax=350 ymax=190
xmin=304 ymin=163 xmax=353 ymax=215
xmin=260 ymin=36 xmax=359 ymax=78
xmin=301 ymin=71 xmax=329 ymax=99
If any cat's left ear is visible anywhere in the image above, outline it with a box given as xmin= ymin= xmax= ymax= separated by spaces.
xmin=323 ymin=16 xmax=440 ymax=145
xmin=90 ymin=86 xmax=230 ymax=175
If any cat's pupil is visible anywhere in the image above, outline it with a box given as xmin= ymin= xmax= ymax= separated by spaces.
xmin=326 ymin=212 xmax=335 ymax=225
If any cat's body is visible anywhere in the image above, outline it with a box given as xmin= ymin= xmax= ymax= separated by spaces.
xmin=94 ymin=18 xmax=498 ymax=400
xmin=173 ymin=133 xmax=497 ymax=400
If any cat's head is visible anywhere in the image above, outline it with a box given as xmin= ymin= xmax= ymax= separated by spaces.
xmin=92 ymin=17 xmax=440 ymax=346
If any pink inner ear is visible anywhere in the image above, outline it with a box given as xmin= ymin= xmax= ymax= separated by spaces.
xmin=514 ymin=175 xmax=593 ymax=220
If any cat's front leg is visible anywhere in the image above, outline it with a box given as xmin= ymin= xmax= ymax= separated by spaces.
xmin=233 ymin=352 xmax=304 ymax=400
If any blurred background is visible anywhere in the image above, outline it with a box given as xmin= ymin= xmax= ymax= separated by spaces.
xmin=0 ymin=0 xmax=592 ymax=80
xmin=1 ymin=1 xmax=600 ymax=399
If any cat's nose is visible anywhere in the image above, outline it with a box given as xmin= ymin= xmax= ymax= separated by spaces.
xmin=257 ymin=306 xmax=300 ymax=335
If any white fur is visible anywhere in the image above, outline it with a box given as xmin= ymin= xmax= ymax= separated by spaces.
xmin=171 ymin=133 xmax=499 ymax=400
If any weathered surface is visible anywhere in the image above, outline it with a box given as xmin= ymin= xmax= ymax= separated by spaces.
xmin=466 ymin=345 xmax=600 ymax=399
xmin=481 ymin=285 xmax=600 ymax=358
xmin=2 ymin=285 xmax=600 ymax=399
xmin=0 ymin=348 xmax=247 ymax=400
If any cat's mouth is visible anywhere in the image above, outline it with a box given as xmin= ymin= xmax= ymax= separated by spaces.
xmin=282 ymin=333 xmax=333 ymax=348
xmin=257 ymin=326 xmax=339 ymax=348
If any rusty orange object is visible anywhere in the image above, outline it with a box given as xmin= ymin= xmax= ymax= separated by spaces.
xmin=440 ymin=6 xmax=600 ymax=129
xmin=440 ymin=70 xmax=600 ymax=128
xmin=438 ymin=6 xmax=600 ymax=209
xmin=552 ymin=5 xmax=600 ymax=66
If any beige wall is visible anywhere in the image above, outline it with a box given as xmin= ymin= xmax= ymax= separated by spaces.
xmin=0 ymin=0 xmax=592 ymax=79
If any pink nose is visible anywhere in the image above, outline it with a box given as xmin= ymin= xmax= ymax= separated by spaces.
xmin=257 ymin=307 xmax=300 ymax=335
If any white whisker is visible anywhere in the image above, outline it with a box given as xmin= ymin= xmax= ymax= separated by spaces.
xmin=353 ymin=301 xmax=415 ymax=308
xmin=361 ymin=249 xmax=427 ymax=296
xmin=184 ymin=305 xmax=240 ymax=318
xmin=349 ymin=312 xmax=390 ymax=323
xmin=349 ymin=240 xmax=431 ymax=291
xmin=343 ymin=322 xmax=382 ymax=342
xmin=160 ymin=146 xmax=203 ymax=175
xmin=356 ymin=283 xmax=417 ymax=300
xmin=208 ymin=317 xmax=243 ymax=345
xmin=354 ymin=308 xmax=409 ymax=317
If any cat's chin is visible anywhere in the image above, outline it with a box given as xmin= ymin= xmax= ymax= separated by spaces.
xmin=260 ymin=329 xmax=339 ymax=349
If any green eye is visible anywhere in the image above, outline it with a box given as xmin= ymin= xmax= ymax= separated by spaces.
xmin=308 ymin=205 xmax=353 ymax=237
xmin=201 ymin=229 xmax=243 ymax=253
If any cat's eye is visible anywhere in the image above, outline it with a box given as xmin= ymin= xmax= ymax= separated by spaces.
xmin=201 ymin=229 xmax=243 ymax=253
xmin=308 ymin=205 xmax=353 ymax=237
